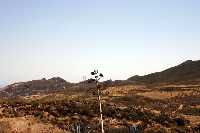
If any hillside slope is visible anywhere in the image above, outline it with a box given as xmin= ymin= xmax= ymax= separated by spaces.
xmin=1 ymin=77 xmax=73 ymax=98
xmin=128 ymin=60 xmax=200 ymax=84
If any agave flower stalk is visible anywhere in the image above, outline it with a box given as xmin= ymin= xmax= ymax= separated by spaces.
xmin=91 ymin=70 xmax=104 ymax=133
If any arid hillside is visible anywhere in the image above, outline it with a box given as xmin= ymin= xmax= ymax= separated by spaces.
xmin=128 ymin=60 xmax=200 ymax=85
xmin=2 ymin=60 xmax=200 ymax=99
xmin=0 ymin=60 xmax=200 ymax=132
xmin=0 ymin=77 xmax=73 ymax=98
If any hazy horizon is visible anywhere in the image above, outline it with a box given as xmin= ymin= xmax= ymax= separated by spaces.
xmin=1 ymin=0 xmax=200 ymax=84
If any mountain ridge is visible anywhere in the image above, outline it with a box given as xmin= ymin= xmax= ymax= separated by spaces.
xmin=0 ymin=77 xmax=73 ymax=98
xmin=128 ymin=60 xmax=200 ymax=84
xmin=1 ymin=60 xmax=200 ymax=98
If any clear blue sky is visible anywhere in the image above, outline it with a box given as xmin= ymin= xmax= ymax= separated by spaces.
xmin=0 ymin=0 xmax=200 ymax=84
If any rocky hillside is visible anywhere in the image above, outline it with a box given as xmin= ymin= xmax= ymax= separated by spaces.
xmin=128 ymin=60 xmax=200 ymax=84
xmin=0 ymin=77 xmax=73 ymax=98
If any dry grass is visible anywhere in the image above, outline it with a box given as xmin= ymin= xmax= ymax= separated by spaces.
xmin=137 ymin=90 xmax=198 ymax=100
xmin=102 ymin=85 xmax=149 ymax=96
xmin=182 ymin=115 xmax=200 ymax=125
xmin=0 ymin=116 xmax=67 ymax=133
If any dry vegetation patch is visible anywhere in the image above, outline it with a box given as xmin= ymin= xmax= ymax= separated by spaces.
xmin=182 ymin=115 xmax=200 ymax=125
xmin=103 ymin=85 xmax=149 ymax=96
xmin=137 ymin=90 xmax=198 ymax=100
xmin=0 ymin=116 xmax=66 ymax=133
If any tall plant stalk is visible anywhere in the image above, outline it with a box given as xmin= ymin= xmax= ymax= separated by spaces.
xmin=91 ymin=70 xmax=104 ymax=133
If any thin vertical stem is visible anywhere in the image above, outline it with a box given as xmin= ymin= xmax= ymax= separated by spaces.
xmin=97 ymin=82 xmax=104 ymax=133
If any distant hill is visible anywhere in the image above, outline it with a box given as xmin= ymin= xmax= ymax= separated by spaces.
xmin=1 ymin=77 xmax=73 ymax=98
xmin=128 ymin=60 xmax=200 ymax=85
xmin=2 ymin=60 xmax=200 ymax=98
